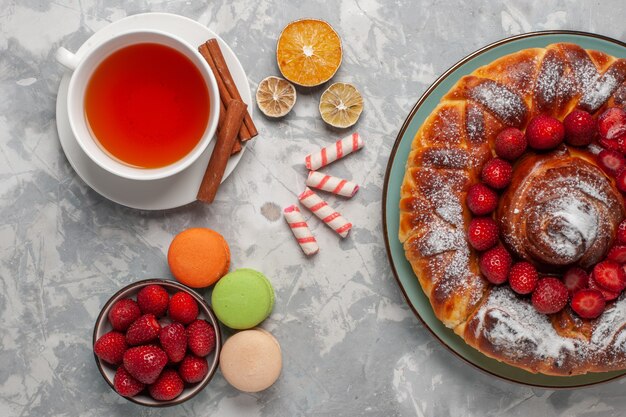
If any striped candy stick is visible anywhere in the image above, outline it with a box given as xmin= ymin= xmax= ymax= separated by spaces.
xmin=298 ymin=188 xmax=352 ymax=238
xmin=305 ymin=132 xmax=364 ymax=171
xmin=306 ymin=171 xmax=359 ymax=198
xmin=283 ymin=205 xmax=319 ymax=256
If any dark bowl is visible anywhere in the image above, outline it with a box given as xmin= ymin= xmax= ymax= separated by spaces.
xmin=93 ymin=279 xmax=221 ymax=407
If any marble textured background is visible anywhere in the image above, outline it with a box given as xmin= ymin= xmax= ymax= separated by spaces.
xmin=1 ymin=0 xmax=626 ymax=416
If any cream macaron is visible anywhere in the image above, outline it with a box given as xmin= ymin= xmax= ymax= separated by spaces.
xmin=219 ymin=329 xmax=282 ymax=392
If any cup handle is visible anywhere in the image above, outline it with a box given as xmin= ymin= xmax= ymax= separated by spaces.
xmin=55 ymin=47 xmax=80 ymax=71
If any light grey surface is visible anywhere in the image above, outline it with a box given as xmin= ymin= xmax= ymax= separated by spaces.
xmin=1 ymin=1 xmax=626 ymax=416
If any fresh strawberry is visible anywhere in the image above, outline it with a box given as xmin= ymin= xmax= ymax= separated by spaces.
xmin=508 ymin=262 xmax=539 ymax=295
xmin=599 ymin=137 xmax=621 ymax=152
xmin=526 ymin=114 xmax=565 ymax=150
xmin=186 ymin=319 xmax=216 ymax=357
xmin=136 ymin=284 xmax=169 ymax=317
xmin=108 ymin=298 xmax=141 ymax=332
xmin=598 ymin=107 xmax=626 ymax=140
xmin=467 ymin=217 xmax=499 ymax=251
xmin=589 ymin=272 xmax=619 ymax=301
xmin=616 ymin=169 xmax=626 ymax=192
xmin=479 ymin=246 xmax=512 ymax=284
xmin=593 ymin=260 xmax=626 ymax=292
xmin=562 ymin=267 xmax=589 ymax=295
xmin=168 ymin=292 xmax=199 ymax=325
xmin=531 ymin=277 xmax=568 ymax=314
xmin=126 ymin=314 xmax=161 ymax=346
xmin=596 ymin=149 xmax=626 ymax=176
xmin=617 ymin=220 xmax=626 ymax=244
xmin=123 ymin=345 xmax=168 ymax=385
xmin=466 ymin=184 xmax=498 ymax=216
xmin=148 ymin=369 xmax=184 ymax=401
xmin=617 ymin=134 xmax=626 ymax=154
xmin=113 ymin=366 xmax=145 ymax=397
xmin=94 ymin=331 xmax=128 ymax=365
xmin=570 ymin=289 xmax=606 ymax=319
xmin=480 ymin=158 xmax=512 ymax=189
xmin=563 ymin=109 xmax=595 ymax=146
xmin=495 ymin=127 xmax=527 ymax=160
xmin=607 ymin=245 xmax=626 ymax=263
xmin=178 ymin=354 xmax=209 ymax=384
xmin=159 ymin=323 xmax=187 ymax=363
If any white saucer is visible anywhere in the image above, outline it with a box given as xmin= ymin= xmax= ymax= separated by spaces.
xmin=55 ymin=12 xmax=253 ymax=210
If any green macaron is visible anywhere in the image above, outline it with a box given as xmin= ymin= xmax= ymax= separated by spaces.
xmin=211 ymin=268 xmax=275 ymax=329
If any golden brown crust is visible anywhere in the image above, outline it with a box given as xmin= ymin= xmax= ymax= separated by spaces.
xmin=399 ymin=43 xmax=626 ymax=375
xmin=497 ymin=147 xmax=625 ymax=271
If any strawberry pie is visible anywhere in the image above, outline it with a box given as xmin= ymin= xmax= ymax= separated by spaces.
xmin=399 ymin=42 xmax=626 ymax=375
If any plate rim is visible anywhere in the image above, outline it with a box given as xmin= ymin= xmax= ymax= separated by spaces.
xmin=382 ymin=30 xmax=626 ymax=389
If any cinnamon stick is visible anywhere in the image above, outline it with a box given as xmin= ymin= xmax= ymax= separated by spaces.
xmin=199 ymin=42 xmax=253 ymax=141
xmin=197 ymin=99 xmax=247 ymax=203
xmin=206 ymin=39 xmax=258 ymax=141
xmin=217 ymin=99 xmax=242 ymax=154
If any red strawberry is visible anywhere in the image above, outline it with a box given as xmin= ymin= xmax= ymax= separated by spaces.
xmin=570 ymin=289 xmax=606 ymax=319
xmin=467 ymin=217 xmax=499 ymax=251
xmin=159 ymin=323 xmax=187 ymax=363
xmin=123 ymin=345 xmax=168 ymax=385
xmin=466 ymin=184 xmax=498 ymax=216
xmin=526 ymin=114 xmax=565 ymax=150
xmin=564 ymin=109 xmax=595 ymax=146
xmin=113 ymin=366 xmax=145 ymax=397
xmin=593 ymin=260 xmax=626 ymax=292
xmin=508 ymin=262 xmax=539 ymax=295
xmin=178 ymin=354 xmax=209 ymax=384
xmin=598 ymin=107 xmax=626 ymax=140
xmin=599 ymin=137 xmax=621 ymax=152
xmin=126 ymin=314 xmax=161 ymax=346
xmin=495 ymin=127 xmax=527 ymax=160
xmin=531 ymin=277 xmax=568 ymax=314
xmin=137 ymin=284 xmax=169 ymax=317
xmin=94 ymin=331 xmax=128 ymax=365
xmin=168 ymin=292 xmax=199 ymax=325
xmin=186 ymin=319 xmax=216 ymax=357
xmin=562 ymin=267 xmax=589 ymax=295
xmin=616 ymin=169 xmax=626 ymax=192
xmin=617 ymin=220 xmax=626 ymax=244
xmin=589 ymin=272 xmax=619 ymax=301
xmin=608 ymin=245 xmax=626 ymax=263
xmin=481 ymin=158 xmax=512 ymax=189
xmin=148 ymin=369 xmax=184 ymax=401
xmin=597 ymin=149 xmax=626 ymax=176
xmin=479 ymin=246 xmax=512 ymax=284
xmin=108 ymin=298 xmax=141 ymax=332
xmin=617 ymin=134 xmax=626 ymax=154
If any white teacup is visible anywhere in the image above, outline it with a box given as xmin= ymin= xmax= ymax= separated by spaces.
xmin=56 ymin=29 xmax=220 ymax=181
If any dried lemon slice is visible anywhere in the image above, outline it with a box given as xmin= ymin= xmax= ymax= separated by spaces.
xmin=276 ymin=19 xmax=342 ymax=87
xmin=319 ymin=82 xmax=363 ymax=128
xmin=256 ymin=76 xmax=296 ymax=118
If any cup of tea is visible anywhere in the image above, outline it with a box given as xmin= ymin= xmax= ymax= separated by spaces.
xmin=56 ymin=29 xmax=220 ymax=181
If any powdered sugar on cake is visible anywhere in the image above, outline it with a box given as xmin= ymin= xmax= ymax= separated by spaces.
xmin=472 ymin=287 xmax=579 ymax=361
xmin=542 ymin=195 xmax=598 ymax=259
xmin=468 ymin=80 xmax=528 ymax=127
xmin=470 ymin=287 xmax=626 ymax=367
xmin=500 ymin=156 xmax=619 ymax=268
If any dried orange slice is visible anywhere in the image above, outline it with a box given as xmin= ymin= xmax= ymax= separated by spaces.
xmin=256 ymin=76 xmax=296 ymax=118
xmin=276 ymin=19 xmax=342 ymax=87
xmin=319 ymin=82 xmax=363 ymax=128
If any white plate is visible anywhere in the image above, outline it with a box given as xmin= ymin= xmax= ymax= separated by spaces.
xmin=55 ymin=12 xmax=253 ymax=210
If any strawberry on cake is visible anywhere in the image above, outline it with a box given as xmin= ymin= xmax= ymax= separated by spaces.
xmin=399 ymin=42 xmax=626 ymax=375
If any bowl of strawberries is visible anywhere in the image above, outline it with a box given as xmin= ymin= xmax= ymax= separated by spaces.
xmin=92 ymin=279 xmax=221 ymax=406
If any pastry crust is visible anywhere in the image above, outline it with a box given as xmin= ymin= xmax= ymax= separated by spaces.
xmin=399 ymin=43 xmax=626 ymax=375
